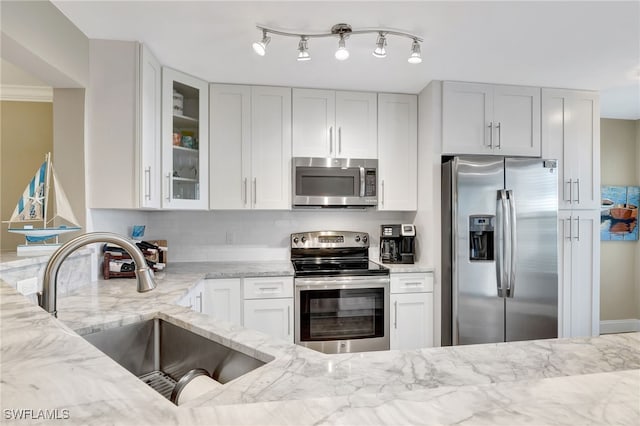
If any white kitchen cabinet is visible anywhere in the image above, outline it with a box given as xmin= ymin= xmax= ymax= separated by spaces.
xmin=202 ymin=278 xmax=241 ymax=324
xmin=243 ymin=298 xmax=294 ymax=343
xmin=442 ymin=82 xmax=540 ymax=157
xmin=377 ymin=94 xmax=418 ymax=210
xmin=210 ymin=85 xmax=291 ymax=210
xmin=293 ymin=89 xmax=377 ymax=158
xmin=162 ymin=67 xmax=209 ymax=209
xmin=542 ymin=89 xmax=600 ymax=210
xmin=242 ymin=276 xmax=294 ymax=342
xmin=389 ymin=272 xmax=434 ymax=350
xmin=178 ymin=280 xmax=206 ymax=313
xmin=558 ymin=210 xmax=600 ymax=338
xmin=87 ymin=40 xmax=161 ymax=209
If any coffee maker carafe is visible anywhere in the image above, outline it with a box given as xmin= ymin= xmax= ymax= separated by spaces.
xmin=380 ymin=224 xmax=416 ymax=264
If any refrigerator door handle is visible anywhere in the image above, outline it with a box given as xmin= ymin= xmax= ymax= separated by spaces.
xmin=506 ymin=190 xmax=517 ymax=298
xmin=496 ymin=190 xmax=508 ymax=297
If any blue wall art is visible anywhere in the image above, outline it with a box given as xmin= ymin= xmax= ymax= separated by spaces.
xmin=600 ymin=185 xmax=639 ymax=241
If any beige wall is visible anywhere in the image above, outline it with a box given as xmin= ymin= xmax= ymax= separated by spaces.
xmin=600 ymin=118 xmax=640 ymax=321
xmin=0 ymin=101 xmax=53 ymax=252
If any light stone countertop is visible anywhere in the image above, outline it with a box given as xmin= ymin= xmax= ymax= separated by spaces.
xmin=168 ymin=260 xmax=294 ymax=278
xmin=1 ymin=266 xmax=639 ymax=425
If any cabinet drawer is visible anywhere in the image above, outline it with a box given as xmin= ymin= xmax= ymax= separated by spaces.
xmin=390 ymin=273 xmax=433 ymax=293
xmin=243 ymin=276 xmax=293 ymax=299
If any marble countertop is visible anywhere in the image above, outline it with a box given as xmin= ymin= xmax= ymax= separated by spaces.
xmin=1 ymin=269 xmax=639 ymax=425
xmin=168 ymin=260 xmax=294 ymax=278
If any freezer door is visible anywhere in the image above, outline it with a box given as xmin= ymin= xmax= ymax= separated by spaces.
xmin=504 ymin=158 xmax=558 ymax=341
xmin=453 ymin=157 xmax=505 ymax=345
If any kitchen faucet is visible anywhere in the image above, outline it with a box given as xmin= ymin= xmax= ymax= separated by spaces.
xmin=40 ymin=232 xmax=157 ymax=317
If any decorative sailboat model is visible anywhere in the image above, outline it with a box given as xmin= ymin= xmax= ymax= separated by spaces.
xmin=4 ymin=152 xmax=81 ymax=255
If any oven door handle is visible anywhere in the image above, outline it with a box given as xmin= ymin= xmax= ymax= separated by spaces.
xmin=295 ymin=276 xmax=389 ymax=288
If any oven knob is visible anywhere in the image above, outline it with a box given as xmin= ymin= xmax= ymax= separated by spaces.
xmin=355 ymin=235 xmax=360 ymax=242
xmin=301 ymin=236 xmax=307 ymax=243
xmin=293 ymin=237 xmax=299 ymax=244
xmin=362 ymin=235 xmax=368 ymax=244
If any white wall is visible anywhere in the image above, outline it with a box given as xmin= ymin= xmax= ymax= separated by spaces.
xmin=89 ymin=209 xmax=414 ymax=262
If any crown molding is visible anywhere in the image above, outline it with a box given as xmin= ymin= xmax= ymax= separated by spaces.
xmin=0 ymin=84 xmax=53 ymax=102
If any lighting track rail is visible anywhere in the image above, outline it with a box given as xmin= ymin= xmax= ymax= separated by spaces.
xmin=252 ymin=23 xmax=424 ymax=64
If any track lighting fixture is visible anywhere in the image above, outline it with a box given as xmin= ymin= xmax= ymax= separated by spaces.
xmin=373 ymin=33 xmax=387 ymax=58
xmin=297 ymin=37 xmax=310 ymax=61
xmin=251 ymin=23 xmax=423 ymax=64
xmin=408 ymin=38 xmax=422 ymax=64
xmin=252 ymin=30 xmax=270 ymax=56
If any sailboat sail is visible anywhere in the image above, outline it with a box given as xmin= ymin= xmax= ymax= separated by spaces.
xmin=5 ymin=153 xmax=81 ymax=249
xmin=8 ymin=158 xmax=47 ymax=222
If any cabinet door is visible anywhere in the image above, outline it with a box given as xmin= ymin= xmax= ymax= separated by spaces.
xmin=390 ymin=292 xmax=434 ymax=350
xmin=493 ymin=85 xmax=541 ymax=157
xmin=558 ymin=210 xmax=599 ymax=338
xmin=377 ymin=94 xmax=417 ymax=210
xmin=139 ymin=44 xmax=162 ymax=208
xmin=251 ymin=86 xmax=292 ymax=210
xmin=210 ymin=84 xmax=251 ymax=209
xmin=442 ymin=82 xmax=493 ymax=155
xmin=161 ymin=68 xmax=209 ymax=209
xmin=292 ymin=89 xmax=335 ymax=157
xmin=335 ymin=91 xmax=377 ymax=158
xmin=542 ymin=89 xmax=599 ymax=210
xmin=243 ymin=298 xmax=293 ymax=342
xmin=203 ymin=278 xmax=241 ymax=324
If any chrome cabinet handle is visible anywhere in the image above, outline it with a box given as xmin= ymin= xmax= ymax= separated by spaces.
xmin=575 ymin=179 xmax=580 ymax=204
xmin=329 ymin=126 xmax=334 ymax=155
xmin=287 ymin=305 xmax=291 ymax=336
xmin=165 ymin=173 xmax=172 ymax=201
xmin=496 ymin=122 xmax=502 ymax=149
xmin=565 ymin=218 xmax=572 ymax=240
xmin=381 ymin=180 xmax=385 ymax=206
xmin=567 ymin=179 xmax=573 ymax=204
xmin=488 ymin=122 xmax=494 ymax=149
xmin=574 ymin=217 xmax=580 ymax=241
xmin=243 ymin=178 xmax=248 ymax=205
xmin=393 ymin=300 xmax=398 ymax=329
xmin=338 ymin=127 xmax=342 ymax=154
xmin=195 ymin=293 xmax=202 ymax=313
xmin=144 ymin=167 xmax=151 ymax=200
xmin=253 ymin=178 xmax=257 ymax=205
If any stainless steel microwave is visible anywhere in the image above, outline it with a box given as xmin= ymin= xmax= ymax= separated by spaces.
xmin=292 ymin=157 xmax=378 ymax=208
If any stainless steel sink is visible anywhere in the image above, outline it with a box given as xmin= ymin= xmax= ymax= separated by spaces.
xmin=83 ymin=318 xmax=267 ymax=402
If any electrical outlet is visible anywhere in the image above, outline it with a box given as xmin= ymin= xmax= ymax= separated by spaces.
xmin=226 ymin=231 xmax=235 ymax=245
xmin=16 ymin=277 xmax=38 ymax=296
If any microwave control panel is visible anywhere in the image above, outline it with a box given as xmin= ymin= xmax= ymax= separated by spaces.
xmin=365 ymin=169 xmax=377 ymax=196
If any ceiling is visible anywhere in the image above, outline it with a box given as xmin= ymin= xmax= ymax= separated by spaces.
xmin=51 ymin=1 xmax=639 ymax=119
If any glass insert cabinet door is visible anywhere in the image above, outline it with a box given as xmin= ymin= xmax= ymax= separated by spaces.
xmin=161 ymin=68 xmax=209 ymax=209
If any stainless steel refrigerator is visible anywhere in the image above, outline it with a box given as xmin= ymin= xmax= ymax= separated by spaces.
xmin=442 ymin=156 xmax=558 ymax=346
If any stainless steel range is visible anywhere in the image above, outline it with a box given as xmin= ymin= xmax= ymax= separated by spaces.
xmin=291 ymin=231 xmax=390 ymax=354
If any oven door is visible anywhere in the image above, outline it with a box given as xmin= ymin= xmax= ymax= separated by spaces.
xmin=292 ymin=157 xmax=378 ymax=208
xmin=295 ymin=275 xmax=390 ymax=354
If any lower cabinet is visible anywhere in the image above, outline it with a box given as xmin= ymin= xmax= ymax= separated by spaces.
xmin=390 ymin=272 xmax=434 ymax=350
xmin=558 ymin=210 xmax=600 ymax=338
xmin=242 ymin=276 xmax=294 ymax=343
xmin=202 ymin=278 xmax=241 ymax=324
xmin=177 ymin=280 xmax=205 ymax=313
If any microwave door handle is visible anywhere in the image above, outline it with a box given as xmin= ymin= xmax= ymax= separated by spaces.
xmin=359 ymin=167 xmax=365 ymax=197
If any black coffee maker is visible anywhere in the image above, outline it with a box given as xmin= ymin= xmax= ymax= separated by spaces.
xmin=380 ymin=224 xmax=416 ymax=264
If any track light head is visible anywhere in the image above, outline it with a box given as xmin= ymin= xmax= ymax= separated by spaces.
xmin=252 ymin=30 xmax=270 ymax=56
xmin=297 ymin=37 xmax=311 ymax=61
xmin=373 ymin=33 xmax=387 ymax=58
xmin=408 ymin=39 xmax=422 ymax=64
xmin=335 ymin=34 xmax=349 ymax=61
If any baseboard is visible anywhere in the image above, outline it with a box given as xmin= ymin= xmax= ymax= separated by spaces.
xmin=599 ymin=319 xmax=640 ymax=334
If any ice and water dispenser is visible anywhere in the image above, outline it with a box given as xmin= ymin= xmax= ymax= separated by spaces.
xmin=469 ymin=215 xmax=494 ymax=261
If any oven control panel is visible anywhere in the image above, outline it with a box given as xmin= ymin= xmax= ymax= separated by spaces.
xmin=291 ymin=231 xmax=369 ymax=248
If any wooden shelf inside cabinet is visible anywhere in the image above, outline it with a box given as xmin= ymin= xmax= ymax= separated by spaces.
xmin=173 ymin=114 xmax=198 ymax=128
xmin=102 ymin=248 xmax=165 ymax=279
xmin=172 ymin=145 xmax=199 ymax=154
xmin=172 ymin=176 xmax=198 ymax=183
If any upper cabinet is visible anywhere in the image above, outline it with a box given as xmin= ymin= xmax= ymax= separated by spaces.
xmin=87 ymin=40 xmax=162 ymax=209
xmin=442 ymin=82 xmax=541 ymax=157
xmin=542 ymin=89 xmax=600 ymax=210
xmin=293 ymin=89 xmax=377 ymax=159
xmin=210 ymin=84 xmax=291 ymax=210
xmin=378 ymin=94 xmax=417 ymax=211
xmin=161 ymin=68 xmax=209 ymax=209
